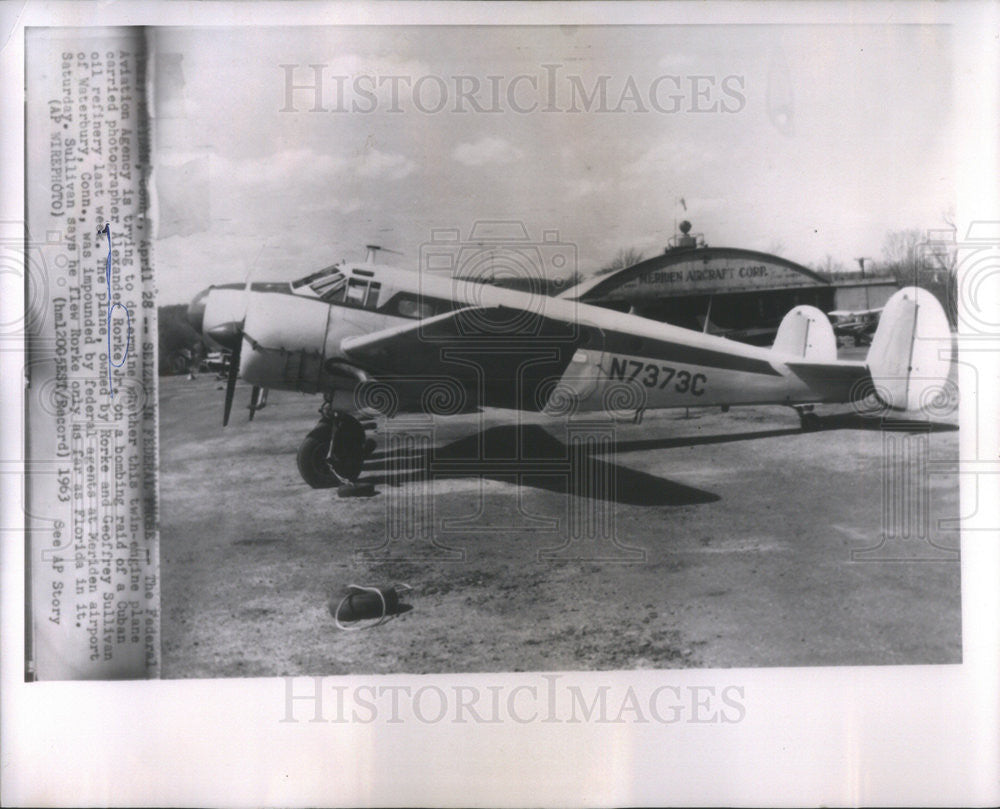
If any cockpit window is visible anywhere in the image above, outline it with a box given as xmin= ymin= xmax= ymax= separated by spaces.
xmin=312 ymin=272 xmax=348 ymax=302
xmin=346 ymin=278 xmax=367 ymax=305
xmin=291 ymin=265 xmax=382 ymax=310
xmin=343 ymin=278 xmax=381 ymax=310
xmin=292 ymin=265 xmax=340 ymax=290
xmin=291 ymin=266 xmax=352 ymax=302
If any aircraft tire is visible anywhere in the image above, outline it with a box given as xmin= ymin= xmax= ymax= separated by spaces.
xmin=799 ymin=412 xmax=821 ymax=432
xmin=329 ymin=417 xmax=366 ymax=483
xmin=297 ymin=428 xmax=339 ymax=489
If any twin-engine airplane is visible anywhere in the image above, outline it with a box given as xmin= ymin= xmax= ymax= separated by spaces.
xmin=187 ymin=246 xmax=952 ymax=489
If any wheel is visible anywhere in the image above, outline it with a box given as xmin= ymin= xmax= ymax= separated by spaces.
xmin=329 ymin=416 xmax=366 ymax=482
xmin=296 ymin=427 xmax=339 ymax=489
xmin=799 ymin=411 xmax=821 ymax=432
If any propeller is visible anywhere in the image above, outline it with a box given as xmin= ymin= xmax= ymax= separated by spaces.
xmin=248 ymin=385 xmax=268 ymax=421
xmin=222 ymin=331 xmax=243 ymax=426
xmin=187 ymin=281 xmax=251 ymax=427
xmin=222 ymin=274 xmax=255 ymax=426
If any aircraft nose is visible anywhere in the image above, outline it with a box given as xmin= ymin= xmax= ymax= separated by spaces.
xmin=187 ymin=287 xmax=211 ymax=335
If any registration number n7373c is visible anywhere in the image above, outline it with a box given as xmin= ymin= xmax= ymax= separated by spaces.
xmin=608 ymin=356 xmax=707 ymax=395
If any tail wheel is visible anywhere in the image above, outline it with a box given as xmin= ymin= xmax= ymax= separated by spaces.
xmin=296 ymin=427 xmax=339 ymax=489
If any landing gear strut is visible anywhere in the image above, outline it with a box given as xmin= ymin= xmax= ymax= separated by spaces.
xmin=296 ymin=399 xmax=375 ymax=489
xmin=794 ymin=404 xmax=821 ymax=432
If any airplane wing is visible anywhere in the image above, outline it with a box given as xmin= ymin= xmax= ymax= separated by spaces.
xmin=340 ymin=306 xmax=480 ymax=370
xmin=340 ymin=305 xmax=586 ymax=410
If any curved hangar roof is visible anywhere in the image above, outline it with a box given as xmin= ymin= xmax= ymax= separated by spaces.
xmin=562 ymin=246 xmax=829 ymax=303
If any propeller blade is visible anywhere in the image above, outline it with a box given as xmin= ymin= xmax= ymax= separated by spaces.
xmin=222 ymin=334 xmax=242 ymax=426
xmin=223 ymin=279 xmax=252 ymax=427
xmin=248 ymin=385 xmax=261 ymax=421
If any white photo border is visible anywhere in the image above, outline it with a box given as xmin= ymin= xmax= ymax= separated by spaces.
xmin=3 ymin=1 xmax=998 ymax=806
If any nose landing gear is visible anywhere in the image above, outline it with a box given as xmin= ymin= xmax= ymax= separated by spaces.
xmin=296 ymin=399 xmax=376 ymax=489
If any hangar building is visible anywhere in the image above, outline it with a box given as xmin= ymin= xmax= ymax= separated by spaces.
xmin=563 ymin=222 xmax=898 ymax=344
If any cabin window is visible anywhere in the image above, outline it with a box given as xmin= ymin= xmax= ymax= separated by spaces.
xmin=343 ymin=278 xmax=382 ymax=310
xmin=396 ymin=296 xmax=435 ymax=319
xmin=312 ymin=272 xmax=347 ymax=302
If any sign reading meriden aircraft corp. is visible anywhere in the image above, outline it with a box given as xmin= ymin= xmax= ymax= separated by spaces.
xmin=584 ymin=247 xmax=827 ymax=302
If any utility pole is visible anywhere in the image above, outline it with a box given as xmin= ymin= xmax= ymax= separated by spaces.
xmin=855 ymin=257 xmax=870 ymax=309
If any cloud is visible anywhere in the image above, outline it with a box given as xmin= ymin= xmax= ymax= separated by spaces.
xmin=453 ymin=136 xmax=525 ymax=167
xmin=355 ymin=148 xmax=417 ymax=180
xmin=300 ymin=198 xmax=364 ymax=215
xmin=213 ymin=146 xmax=417 ymax=193
xmin=226 ymin=148 xmax=347 ymax=188
xmin=623 ymin=140 xmax=713 ymax=180
xmin=565 ymin=177 xmax=609 ymax=200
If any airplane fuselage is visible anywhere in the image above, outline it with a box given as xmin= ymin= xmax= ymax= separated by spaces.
xmin=195 ymin=262 xmax=864 ymax=418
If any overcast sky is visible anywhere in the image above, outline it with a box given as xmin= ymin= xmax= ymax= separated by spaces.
xmin=151 ymin=25 xmax=954 ymax=304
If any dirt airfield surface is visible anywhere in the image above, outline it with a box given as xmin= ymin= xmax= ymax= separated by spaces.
xmin=159 ymin=361 xmax=961 ymax=678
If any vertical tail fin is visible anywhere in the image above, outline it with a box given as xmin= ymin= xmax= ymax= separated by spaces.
xmin=772 ymin=305 xmax=837 ymax=360
xmin=867 ymin=287 xmax=952 ymax=411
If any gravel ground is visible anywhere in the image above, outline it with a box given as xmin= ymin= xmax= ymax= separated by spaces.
xmin=159 ymin=358 xmax=961 ymax=678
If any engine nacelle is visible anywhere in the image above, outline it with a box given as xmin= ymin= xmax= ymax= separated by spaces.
xmin=240 ymin=293 xmax=331 ymax=393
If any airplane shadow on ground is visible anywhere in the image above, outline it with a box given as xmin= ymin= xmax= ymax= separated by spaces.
xmin=611 ymin=412 xmax=957 ymax=455
xmin=360 ymin=415 xmax=957 ymax=506
xmin=362 ymin=423 xmax=719 ymax=506
xmin=815 ymin=412 xmax=958 ymax=433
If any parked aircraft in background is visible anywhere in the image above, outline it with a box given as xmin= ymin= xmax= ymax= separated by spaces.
xmin=828 ymin=307 xmax=884 ymax=347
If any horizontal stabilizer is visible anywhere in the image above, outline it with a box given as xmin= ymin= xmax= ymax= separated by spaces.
xmin=783 ymin=359 xmax=870 ymax=402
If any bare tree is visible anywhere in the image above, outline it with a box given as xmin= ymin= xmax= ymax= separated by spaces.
xmin=807 ymin=254 xmax=851 ymax=279
xmin=596 ymin=247 xmax=644 ymax=276
xmin=881 ymin=228 xmax=925 ymax=280
xmin=820 ymin=254 xmax=846 ymax=276
xmin=881 ymin=221 xmax=958 ymax=326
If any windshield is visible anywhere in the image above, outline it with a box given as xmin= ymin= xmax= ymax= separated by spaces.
xmin=290 ymin=265 xmax=350 ymax=301
xmin=291 ymin=265 xmax=341 ymax=289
